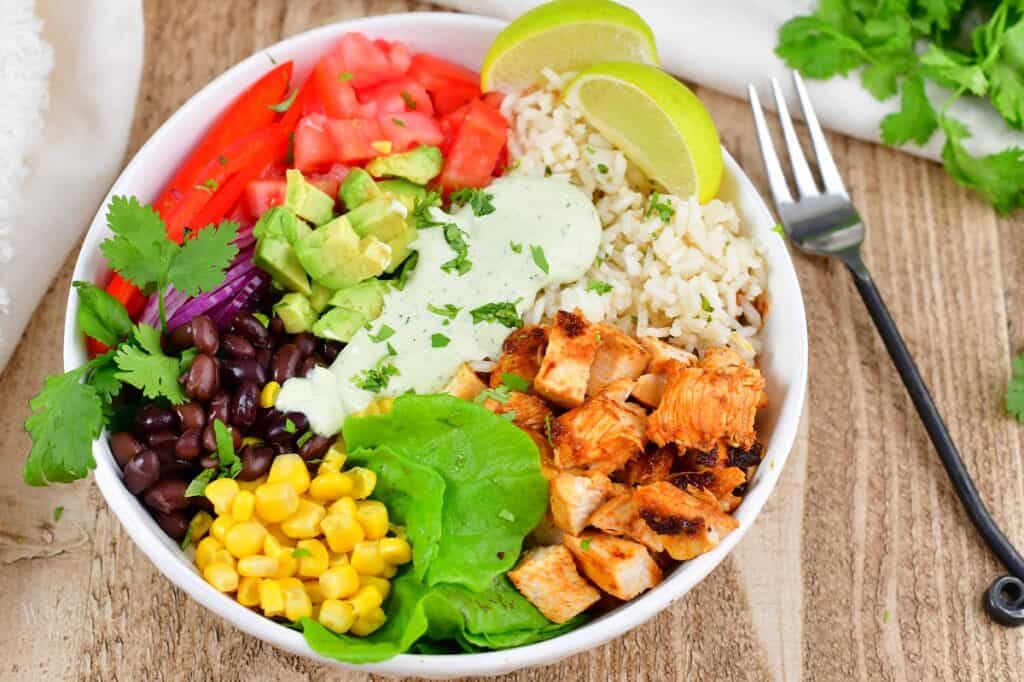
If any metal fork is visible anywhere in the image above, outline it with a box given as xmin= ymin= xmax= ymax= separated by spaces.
xmin=749 ymin=71 xmax=1024 ymax=626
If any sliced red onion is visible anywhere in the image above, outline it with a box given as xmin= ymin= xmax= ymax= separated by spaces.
xmin=165 ymin=265 xmax=259 ymax=331
xmin=210 ymin=272 xmax=270 ymax=329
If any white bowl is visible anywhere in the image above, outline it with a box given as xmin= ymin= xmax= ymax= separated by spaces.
xmin=65 ymin=12 xmax=808 ymax=679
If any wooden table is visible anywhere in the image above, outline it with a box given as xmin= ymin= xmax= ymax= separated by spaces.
xmin=3 ymin=2 xmax=1023 ymax=679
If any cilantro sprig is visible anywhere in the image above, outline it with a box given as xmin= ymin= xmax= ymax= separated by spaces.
xmin=440 ymin=224 xmax=472 ymax=275
xmin=449 ymin=188 xmax=496 ymax=217
xmin=469 ymin=301 xmax=523 ymax=328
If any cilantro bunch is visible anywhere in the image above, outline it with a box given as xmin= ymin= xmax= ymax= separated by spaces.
xmin=776 ymin=0 xmax=1024 ymax=213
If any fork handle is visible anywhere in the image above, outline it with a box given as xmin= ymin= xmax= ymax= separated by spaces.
xmin=846 ymin=258 xmax=1024 ymax=626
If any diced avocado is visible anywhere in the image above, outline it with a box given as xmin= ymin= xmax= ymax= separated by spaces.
xmin=309 ymin=282 xmax=334 ymax=314
xmin=365 ymin=145 xmax=443 ymax=185
xmin=273 ymin=293 xmax=317 ymax=333
xmin=254 ymin=236 xmax=311 ymax=295
xmin=283 ymin=217 xmax=312 ymax=245
xmin=252 ymin=205 xmax=297 ymax=240
xmin=285 ymin=169 xmax=335 ymax=225
xmin=327 ymin=280 xmax=388 ymax=320
xmin=378 ymin=178 xmax=427 ymax=213
xmin=312 ymin=307 xmax=369 ymax=343
xmin=340 ymin=168 xmax=383 ymax=210
xmin=346 ymin=198 xmax=409 ymax=241
xmin=294 ymin=216 xmax=392 ymax=289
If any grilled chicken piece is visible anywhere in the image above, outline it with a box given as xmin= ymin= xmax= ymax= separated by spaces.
xmin=631 ymin=373 xmax=666 ymax=407
xmin=508 ymin=545 xmax=601 ymax=624
xmin=633 ymin=481 xmax=739 ymax=560
xmin=617 ymin=444 xmax=675 ymax=486
xmin=647 ymin=347 xmax=765 ymax=452
xmin=524 ymin=428 xmax=559 ymax=481
xmin=586 ymin=324 xmax=650 ymax=395
xmin=534 ymin=310 xmax=599 ymax=408
xmin=640 ymin=337 xmax=696 ymax=374
xmin=564 ymin=532 xmax=662 ymax=600
xmin=443 ymin=363 xmax=487 ymax=401
xmin=549 ymin=471 xmax=613 ymax=535
xmin=489 ymin=325 xmax=548 ymax=389
xmin=552 ymin=396 xmax=645 ymax=474
xmin=588 ymin=493 xmax=663 ymax=552
xmin=483 ymin=391 xmax=553 ymax=432
xmin=669 ymin=468 xmax=747 ymax=513
xmin=600 ymin=377 xmax=637 ymax=404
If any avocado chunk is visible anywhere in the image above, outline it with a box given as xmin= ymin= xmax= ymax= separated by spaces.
xmin=283 ymin=217 xmax=312 ymax=245
xmin=253 ymin=205 xmax=297 ymax=240
xmin=312 ymin=307 xmax=369 ymax=343
xmin=365 ymin=145 xmax=443 ymax=185
xmin=327 ymin=279 xmax=388 ymax=320
xmin=378 ymin=178 xmax=427 ymax=213
xmin=340 ymin=168 xmax=383 ymax=210
xmin=309 ymin=282 xmax=334 ymax=314
xmin=294 ymin=215 xmax=392 ymax=289
xmin=285 ymin=169 xmax=335 ymax=225
xmin=384 ymin=228 xmax=417 ymax=274
xmin=273 ymin=293 xmax=317 ymax=333
xmin=346 ymin=198 xmax=409 ymax=242
xmin=254 ymin=236 xmax=311 ymax=295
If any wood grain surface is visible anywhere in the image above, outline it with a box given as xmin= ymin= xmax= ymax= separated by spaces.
xmin=2 ymin=1 xmax=1023 ymax=680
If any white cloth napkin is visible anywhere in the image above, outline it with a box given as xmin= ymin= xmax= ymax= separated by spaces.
xmin=438 ymin=0 xmax=1023 ymax=159
xmin=0 ymin=0 xmax=143 ymax=372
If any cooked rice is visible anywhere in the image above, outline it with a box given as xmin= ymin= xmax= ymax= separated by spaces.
xmin=501 ymin=69 xmax=767 ymax=362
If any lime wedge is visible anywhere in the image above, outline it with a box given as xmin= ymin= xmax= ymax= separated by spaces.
xmin=564 ymin=62 xmax=723 ymax=202
xmin=481 ymin=0 xmax=658 ymax=92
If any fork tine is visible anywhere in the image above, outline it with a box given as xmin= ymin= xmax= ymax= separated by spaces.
xmin=791 ymin=70 xmax=847 ymax=196
xmin=770 ymin=77 xmax=820 ymax=198
xmin=747 ymin=84 xmax=794 ymax=209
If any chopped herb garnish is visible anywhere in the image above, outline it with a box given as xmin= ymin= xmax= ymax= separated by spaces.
xmin=510 ymin=242 xmax=523 ymax=254
xmin=338 ymin=71 xmax=354 ymax=82
xmin=394 ymin=252 xmax=419 ymax=291
xmin=386 ymin=342 xmax=397 ymax=357
xmin=469 ymin=301 xmax=523 ymax=328
xmin=217 ymin=155 xmax=228 ymax=166
xmin=53 ymin=506 xmax=64 ymax=522
xmin=646 ymin=192 xmax=676 ymax=223
xmin=700 ymin=293 xmax=714 ymax=313
xmin=252 ymin=312 xmax=270 ymax=327
xmin=449 ymin=188 xmax=496 ymax=217
xmin=586 ymin=280 xmax=613 ymax=295
xmin=296 ymin=431 xmax=313 ymax=448
xmin=292 ymin=547 xmax=312 ymax=559
xmin=180 ymin=525 xmax=193 ymax=551
xmin=530 ymin=245 xmax=549 ymax=274
xmin=353 ymin=363 xmax=400 ymax=393
xmin=440 ymin=224 xmax=472 ymax=275
xmin=411 ymin=191 xmax=444 ymax=229
xmin=475 ymin=386 xmax=511 ymax=404
xmin=597 ymin=163 xmax=609 ymax=173
xmin=500 ymin=372 xmax=530 ymax=392
xmin=544 ymin=414 xmax=555 ymax=447
xmin=586 ymin=145 xmax=596 ymax=153
xmin=196 ymin=178 xmax=218 ymax=192
xmin=427 ymin=303 xmax=461 ymax=321
xmin=368 ymin=325 xmax=395 ymax=343
xmin=400 ymin=91 xmax=417 ymax=109
xmin=391 ymin=117 xmax=407 ymax=127
xmin=771 ymin=224 xmax=786 ymax=238
xmin=580 ymin=538 xmax=592 ymax=551
xmin=185 ymin=468 xmax=217 ymax=498
xmin=268 ymin=88 xmax=298 ymax=113
xmin=498 ymin=509 xmax=516 ymax=522
xmin=284 ymin=418 xmax=297 ymax=434
xmin=431 ymin=333 xmax=450 ymax=348
xmin=630 ymin=315 xmax=639 ymax=325
xmin=544 ymin=165 xmax=552 ymax=177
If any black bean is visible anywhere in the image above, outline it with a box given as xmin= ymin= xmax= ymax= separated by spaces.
xmin=124 ymin=450 xmax=161 ymax=493
xmin=192 ymin=496 xmax=215 ymax=514
xmin=202 ymin=422 xmax=242 ymax=453
xmin=153 ymin=447 xmax=192 ymax=476
xmin=185 ymin=353 xmax=220 ymax=401
xmin=209 ymin=390 xmax=232 ymax=425
xmin=110 ymin=432 xmax=144 ymax=469
xmin=147 ymin=429 xmax=179 ymax=457
xmin=320 ymin=339 xmax=342 ymax=363
xmin=270 ymin=441 xmax=293 ymax=455
xmin=269 ymin=316 xmax=285 ymax=337
xmin=299 ymin=355 xmax=323 ymax=377
xmin=265 ymin=411 xmax=309 ymax=443
xmin=221 ymin=357 xmax=267 ymax=386
xmin=293 ymin=332 xmax=317 ymax=356
xmin=191 ymin=315 xmax=219 ymax=355
xmin=166 ymin=321 xmax=194 ymax=351
xmin=231 ymin=381 xmax=260 ymax=430
xmin=154 ymin=510 xmax=190 ymax=541
xmin=222 ymin=333 xmax=255 ymax=358
xmin=231 ymin=312 xmax=271 ymax=348
xmin=299 ymin=435 xmax=333 ymax=462
xmin=270 ymin=344 xmax=302 ymax=384
xmin=174 ymin=402 xmax=207 ymax=432
xmin=175 ymin=429 xmax=202 ymax=460
xmin=136 ymin=405 xmax=178 ymax=433
xmin=286 ymin=412 xmax=309 ymax=434
xmin=198 ymin=454 xmax=220 ymax=470
xmin=238 ymin=445 xmax=274 ymax=481
xmin=255 ymin=347 xmax=272 ymax=372
xmin=143 ymin=479 xmax=190 ymax=514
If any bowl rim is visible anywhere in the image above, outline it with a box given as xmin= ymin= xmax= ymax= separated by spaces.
xmin=65 ymin=11 xmax=808 ymax=677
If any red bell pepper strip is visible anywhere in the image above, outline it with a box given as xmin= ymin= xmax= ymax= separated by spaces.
xmin=153 ymin=62 xmax=292 ymax=219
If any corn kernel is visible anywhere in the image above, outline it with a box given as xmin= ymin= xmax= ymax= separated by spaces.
xmin=260 ymin=381 xmax=281 ymax=408
xmin=318 ymin=445 xmax=347 ymax=474
xmin=351 ymin=541 xmax=386 ymax=576
xmin=321 ymin=511 xmax=364 ymax=553
xmin=319 ymin=564 xmax=360 ymax=600
xmin=205 ymin=478 xmax=240 ymax=516
xmin=237 ymin=554 xmax=280 ymax=578
xmin=210 ymin=548 xmax=236 ymax=568
xmin=274 ymin=551 xmax=298 ymax=579
xmin=210 ymin=515 xmax=236 ymax=543
xmin=304 ymin=581 xmax=326 ymax=604
xmin=259 ymin=579 xmax=285 ymax=618
xmin=295 ymin=538 xmax=330 ymax=578
xmin=329 ymin=552 xmax=350 ymax=568
xmin=237 ymin=576 xmax=262 ymax=606
xmin=195 ymin=537 xmax=223 ymax=570
xmin=328 ymin=496 xmax=358 ymax=517
xmin=265 ymin=523 xmax=294 ymax=548
xmin=204 ymin=562 xmax=239 ymax=593
xmin=356 ymin=501 xmax=389 ymax=540
xmin=361 ymin=576 xmax=391 ymax=601
xmin=263 ymin=534 xmax=286 ymax=557
xmin=379 ymin=562 xmax=398 ymax=578
xmin=237 ymin=475 xmax=266 ymax=492
xmin=268 ymin=453 xmax=311 ymax=494
xmin=224 ymin=521 xmax=268 ymax=559
xmin=309 ymin=472 xmax=353 ymax=503
xmin=360 ymin=398 xmax=394 ymax=416
xmin=379 ymin=537 xmax=412 ymax=565
xmin=277 ymin=576 xmax=303 ymax=592
xmin=346 ymin=467 xmax=377 ymax=499
xmin=350 ymin=607 xmax=387 ymax=636
xmin=348 ymin=584 xmax=384 ymax=616
xmin=318 ymin=600 xmax=356 ymax=634
xmin=283 ymin=580 xmax=313 ymax=622
xmin=186 ymin=511 xmax=214 ymax=544
xmin=255 ymin=481 xmax=300 ymax=523
xmin=232 ymin=490 xmax=256 ymax=522
xmin=370 ymin=140 xmax=392 ymax=154
xmin=281 ymin=499 xmax=326 ymax=539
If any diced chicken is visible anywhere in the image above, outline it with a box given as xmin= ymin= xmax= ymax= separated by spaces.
xmin=549 ymin=471 xmax=613 ymax=535
xmin=564 ymin=532 xmax=662 ymax=600
xmin=588 ymin=493 xmax=663 ymax=552
xmin=483 ymin=391 xmax=553 ymax=433
xmin=508 ymin=545 xmax=601 ymax=624
xmin=633 ymin=481 xmax=739 ymax=561
xmin=524 ymin=429 xmax=559 ymax=481
xmin=668 ymin=468 xmax=747 ymax=513
xmin=647 ymin=347 xmax=765 ymax=451
xmin=640 ymin=337 xmax=696 ymax=374
xmin=529 ymin=513 xmax=566 ymax=546
xmin=444 ymin=363 xmax=487 ymax=401
xmin=534 ymin=310 xmax=599 ymax=408
xmin=489 ymin=325 xmax=548 ymax=388
xmin=632 ymin=373 xmax=666 ymax=407
xmin=552 ymin=396 xmax=645 ymax=474
xmin=600 ymin=377 xmax=636 ymax=404
xmin=617 ymin=444 xmax=676 ymax=486
xmin=586 ymin=324 xmax=650 ymax=395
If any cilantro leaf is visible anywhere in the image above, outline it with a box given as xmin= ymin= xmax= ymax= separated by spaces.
xmin=167 ymin=221 xmax=239 ymax=296
xmin=530 ymin=245 xmax=549 ymax=274
xmin=940 ymin=116 xmax=1024 ymax=214
xmin=394 ymin=252 xmax=419 ymax=291
xmin=213 ymin=419 xmax=242 ymax=477
xmin=368 ymin=325 xmax=396 ymax=343
xmin=292 ymin=547 xmax=312 ymax=558
xmin=645 ymin=192 xmax=675 ymax=223
xmin=509 ymin=242 xmax=522 ymax=254
xmin=986 ymin=18 xmax=1024 ymax=129
xmin=411 ymin=191 xmax=444 ymax=229
xmin=1007 ymin=352 xmax=1024 ymax=422
xmin=700 ymin=293 xmax=715 ymax=313
xmin=469 ymin=302 xmax=523 ymax=328
xmin=269 ymin=88 xmax=298 ymax=113
xmin=586 ymin=280 xmax=613 ymax=295
xmin=427 ymin=303 xmax=461 ymax=321
xmin=475 ymin=385 xmax=511 ymax=404
xmin=880 ymin=74 xmax=938 ymax=146
xmin=776 ymin=15 xmax=869 ymax=79
xmin=99 ymin=196 xmax=177 ymax=290
xmin=500 ymin=372 xmax=530 ymax=392
xmin=431 ymin=333 xmax=450 ymax=348
xmin=73 ymin=281 xmax=133 ymax=347
xmin=353 ymin=363 xmax=400 ymax=393
xmin=113 ymin=324 xmax=188 ymax=404
xmin=185 ymin=468 xmax=217 ymax=497
xmin=449 ymin=188 xmax=496 ymax=217
xmin=440 ymin=223 xmax=472 ymax=275
xmin=920 ymin=44 xmax=988 ymax=96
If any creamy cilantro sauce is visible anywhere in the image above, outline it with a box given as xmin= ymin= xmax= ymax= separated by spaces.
xmin=276 ymin=176 xmax=601 ymax=436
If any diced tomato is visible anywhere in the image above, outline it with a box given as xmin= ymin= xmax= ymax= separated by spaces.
xmin=314 ymin=54 xmax=361 ymax=119
xmin=358 ymin=78 xmax=434 ymax=117
xmin=293 ymin=114 xmax=336 ymax=171
xmin=440 ymin=98 xmax=508 ymax=191
xmin=382 ymin=40 xmax=412 ymax=75
xmin=408 ymin=53 xmax=479 ymax=92
xmin=309 ymin=163 xmax=350 ymax=199
xmin=431 ymin=80 xmax=481 ymax=117
xmin=378 ymin=112 xmax=444 ymax=153
xmin=246 ymin=179 xmax=287 ymax=217
xmin=482 ymin=91 xmax=505 ymax=109
xmin=331 ymin=33 xmax=405 ymax=90
xmin=324 ymin=118 xmax=384 ymax=163
xmin=439 ymin=102 xmax=471 ymax=155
